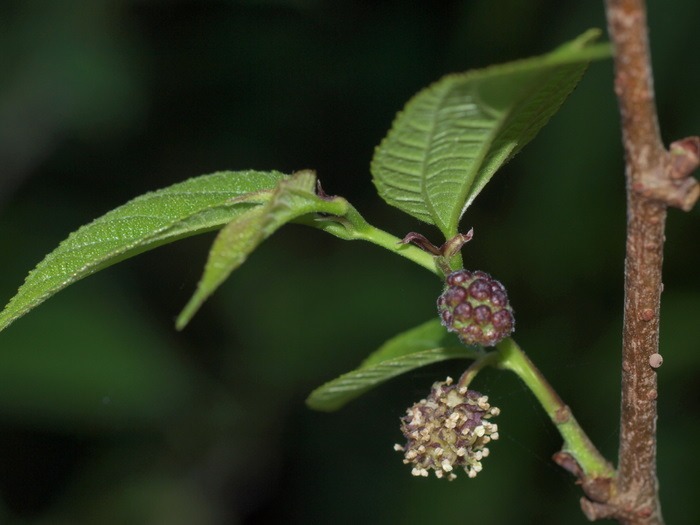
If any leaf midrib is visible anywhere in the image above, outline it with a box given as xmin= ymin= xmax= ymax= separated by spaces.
xmin=420 ymin=83 xmax=453 ymax=235
xmin=443 ymin=86 xmax=510 ymax=236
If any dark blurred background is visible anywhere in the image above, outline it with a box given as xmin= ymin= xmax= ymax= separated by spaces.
xmin=0 ymin=1 xmax=698 ymax=524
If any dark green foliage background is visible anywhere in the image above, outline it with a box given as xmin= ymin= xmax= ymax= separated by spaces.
xmin=0 ymin=1 xmax=698 ymax=524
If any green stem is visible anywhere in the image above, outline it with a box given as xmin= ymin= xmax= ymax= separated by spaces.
xmin=355 ymin=224 xmax=439 ymax=274
xmin=301 ymin=200 xmax=473 ymax=276
xmin=344 ymin=207 xmax=466 ymax=274
xmin=496 ymin=337 xmax=615 ymax=479
xmin=305 ymin=203 xmax=441 ymax=275
xmin=458 ymin=350 xmax=498 ymax=389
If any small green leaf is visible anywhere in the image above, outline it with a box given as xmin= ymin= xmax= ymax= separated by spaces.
xmin=176 ymin=170 xmax=350 ymax=329
xmin=306 ymin=319 xmax=479 ymax=411
xmin=371 ymin=29 xmax=610 ymax=238
xmin=0 ymin=170 xmax=285 ymax=333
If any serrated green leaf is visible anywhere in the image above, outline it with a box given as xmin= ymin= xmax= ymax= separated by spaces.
xmin=306 ymin=319 xmax=480 ymax=411
xmin=176 ymin=170 xmax=351 ymax=329
xmin=371 ymin=29 xmax=610 ymax=237
xmin=0 ymin=170 xmax=285 ymax=333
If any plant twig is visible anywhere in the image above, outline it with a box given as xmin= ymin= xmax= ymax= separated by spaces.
xmin=495 ymin=338 xmax=615 ymax=485
xmin=588 ymin=1 xmax=700 ymax=523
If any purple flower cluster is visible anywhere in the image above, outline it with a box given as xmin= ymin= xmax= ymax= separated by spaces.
xmin=438 ymin=270 xmax=515 ymax=347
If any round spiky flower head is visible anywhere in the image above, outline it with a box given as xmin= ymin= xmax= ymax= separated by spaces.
xmin=395 ymin=377 xmax=500 ymax=480
xmin=437 ymin=270 xmax=515 ymax=347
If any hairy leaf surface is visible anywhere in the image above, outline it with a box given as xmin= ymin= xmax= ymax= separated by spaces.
xmin=0 ymin=171 xmax=285 ymax=333
xmin=371 ymin=29 xmax=609 ymax=237
xmin=306 ymin=319 xmax=479 ymax=411
xmin=176 ymin=170 xmax=350 ymax=328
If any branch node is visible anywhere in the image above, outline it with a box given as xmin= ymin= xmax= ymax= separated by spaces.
xmin=634 ymin=161 xmax=699 ymax=211
xmin=582 ymin=476 xmax=614 ymax=504
xmin=552 ymin=452 xmax=614 ymax=505
xmin=668 ymin=136 xmax=700 ymax=179
xmin=552 ymin=451 xmax=583 ymax=478
xmin=581 ymin=498 xmax=614 ymax=521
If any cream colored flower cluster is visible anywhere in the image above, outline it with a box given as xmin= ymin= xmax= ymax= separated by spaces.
xmin=395 ymin=377 xmax=500 ymax=480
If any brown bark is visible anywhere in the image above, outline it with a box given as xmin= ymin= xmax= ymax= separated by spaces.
xmin=584 ymin=0 xmax=700 ymax=523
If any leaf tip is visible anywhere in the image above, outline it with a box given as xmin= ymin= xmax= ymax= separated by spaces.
xmin=305 ymin=393 xmax=340 ymax=413
xmin=175 ymin=295 xmax=204 ymax=331
xmin=576 ymin=28 xmax=603 ymax=45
